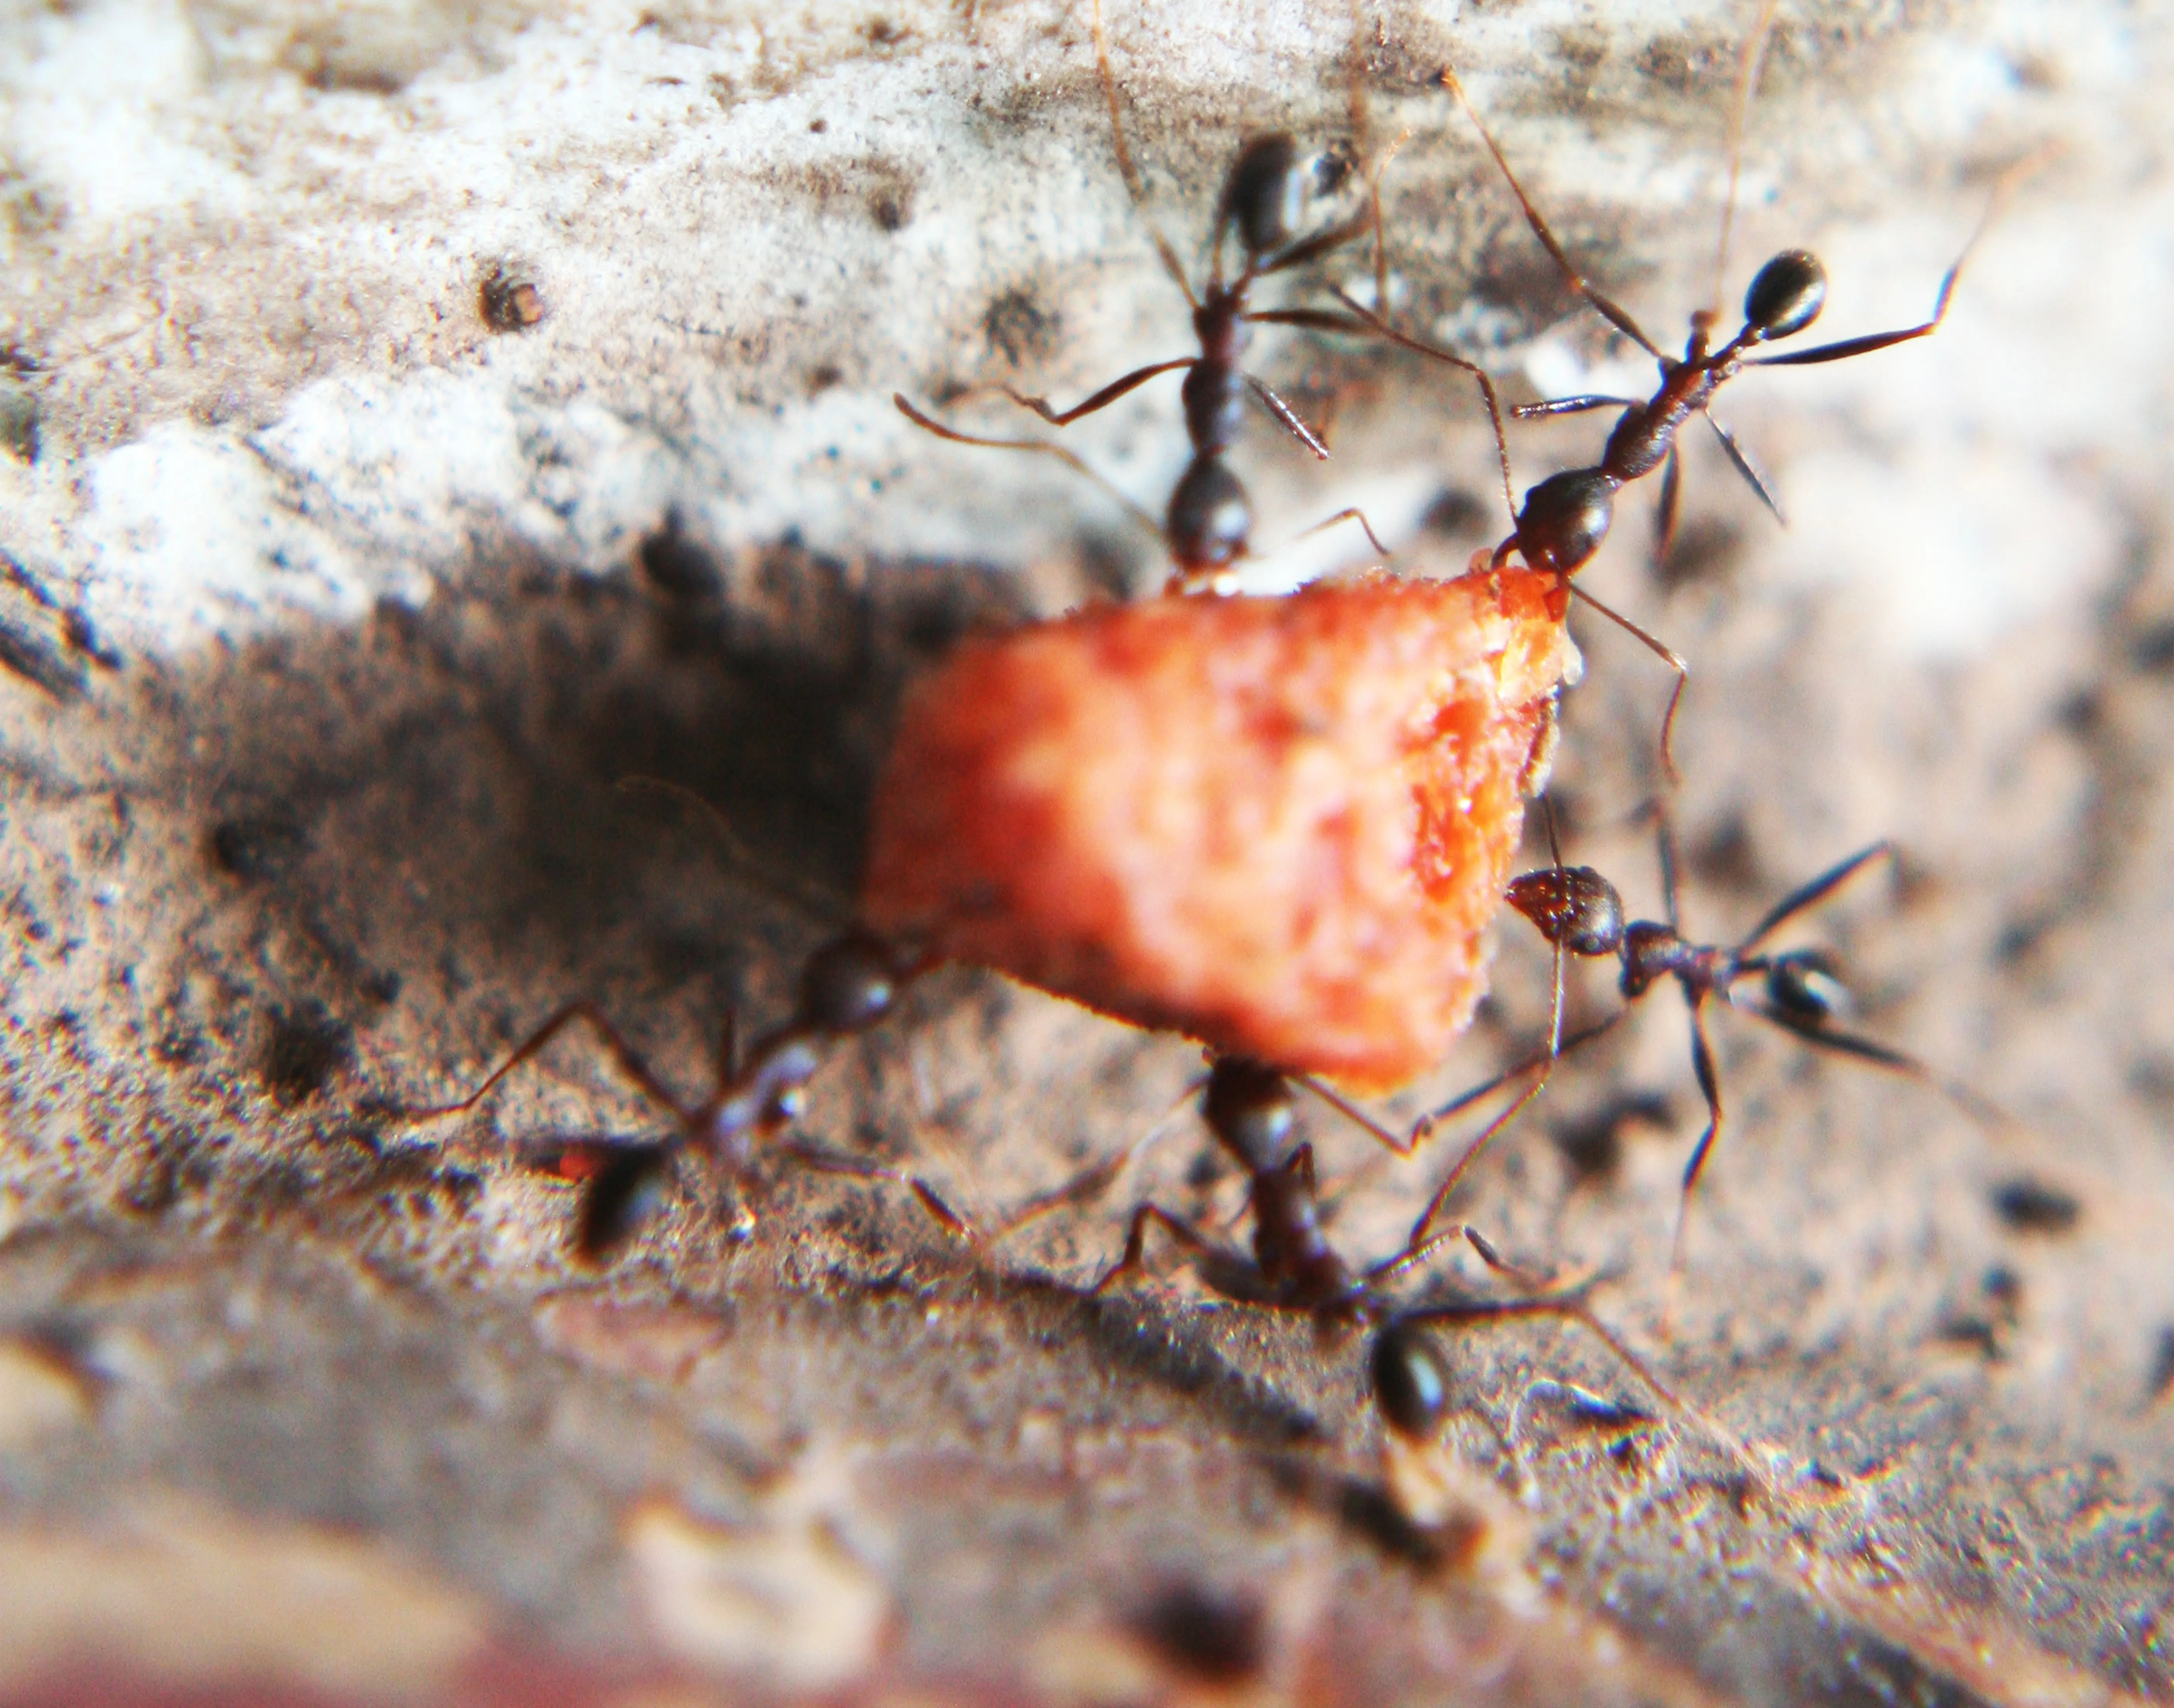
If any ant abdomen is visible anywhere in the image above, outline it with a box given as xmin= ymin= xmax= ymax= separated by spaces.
xmin=1167 ymin=458 xmax=1252 ymax=573
xmin=1371 ymin=1318 xmax=1451 ymax=1441
xmin=1512 ymin=469 xmax=1617 ymax=576
xmin=1764 ymin=948 xmax=1851 ymax=1022
xmin=573 ymin=1147 xmax=674 ymax=1263
xmin=1201 ymin=1055 xmax=1297 ymax=1170
xmin=1744 ymin=249 xmax=1827 ymax=341
xmin=799 ymin=931 xmax=906 ymax=1035
xmin=1506 ymin=865 xmax=1625 ymax=958
xmin=1217 ymin=133 xmax=1308 ymax=261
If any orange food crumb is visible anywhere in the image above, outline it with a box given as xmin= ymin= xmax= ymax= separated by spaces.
xmin=860 ymin=564 xmax=1579 ymax=1090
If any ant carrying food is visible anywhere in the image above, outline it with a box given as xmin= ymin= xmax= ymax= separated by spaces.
xmin=1407 ymin=811 xmax=2002 ymax=1298
xmin=1336 ymin=1 xmax=2013 ymax=772
xmin=896 ymin=0 xmax=1407 ymax=592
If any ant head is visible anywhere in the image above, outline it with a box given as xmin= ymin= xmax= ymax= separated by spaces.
xmin=1370 ymin=1319 xmax=1450 ymax=1441
xmin=1202 ymin=1056 xmax=1297 ymax=1170
xmin=1743 ymin=249 xmax=1827 ymax=342
xmin=1514 ymin=469 xmax=1616 ymax=577
xmin=799 ymin=931 xmax=906 ymax=1035
xmin=1217 ymin=134 xmax=1308 ymax=266
xmin=1764 ymin=948 xmax=1852 ymax=1023
xmin=1506 ymin=864 xmax=1625 ymax=958
xmin=1167 ymin=458 xmax=1251 ymax=574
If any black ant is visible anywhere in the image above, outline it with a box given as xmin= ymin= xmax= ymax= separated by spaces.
xmin=1335 ymin=3 xmax=2013 ymax=772
xmin=390 ymin=927 xmax=975 ymax=1261
xmin=1090 ymin=1054 xmax=1752 ymax=1476
xmin=1406 ymin=812 xmax=2002 ymax=1300
xmin=896 ymin=0 xmax=1408 ymax=592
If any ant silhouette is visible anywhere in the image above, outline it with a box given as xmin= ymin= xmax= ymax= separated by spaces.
xmin=1335 ymin=2 xmax=2013 ymax=773
xmin=1401 ymin=809 xmax=2003 ymax=1303
xmin=896 ymin=0 xmax=1409 ymax=592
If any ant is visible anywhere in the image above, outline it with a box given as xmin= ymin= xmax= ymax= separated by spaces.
xmin=896 ymin=0 xmax=1409 ymax=592
xmin=389 ymin=927 xmax=974 ymax=1262
xmin=1335 ymin=2 xmax=2012 ymax=772
xmin=1090 ymin=1054 xmax=1749 ymax=1472
xmin=389 ymin=775 xmax=1139 ymax=1262
xmin=1404 ymin=810 xmax=2003 ymax=1301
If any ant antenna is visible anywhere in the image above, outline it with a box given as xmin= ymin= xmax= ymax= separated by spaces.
xmin=1092 ymin=0 xmax=1197 ymax=307
xmin=1707 ymin=0 xmax=1786 ymax=329
xmin=613 ymin=776 xmax=849 ymax=925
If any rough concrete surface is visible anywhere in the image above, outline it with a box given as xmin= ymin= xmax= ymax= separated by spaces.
xmin=1 ymin=0 xmax=2172 ymax=1702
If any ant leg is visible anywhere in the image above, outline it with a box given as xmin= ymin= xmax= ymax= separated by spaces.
xmin=1700 ymin=412 xmax=1784 ymax=525
xmin=778 ymin=1138 xmax=976 ymax=1242
xmin=1746 ymin=1007 xmax=2015 ymax=1132
xmin=1322 ymin=288 xmax=1515 ymax=525
xmin=1654 ymin=809 xmax=1685 ymax=933
xmin=1738 ymin=842 xmax=1898 ymax=951
xmin=1402 ymin=936 xmax=1570 ymax=1247
xmin=1257 ymin=208 xmax=1376 ymax=278
xmin=1566 ymin=583 xmax=1687 ymax=786
xmin=894 ymin=395 xmax=1168 ymax=545
xmin=1666 ymin=998 xmax=1726 ymax=1305
xmin=996 ymin=358 xmax=1196 ymax=427
xmin=1090 ymin=1203 xmax=1225 ymax=1297
xmin=1244 ymin=375 xmax=1331 ymax=459
xmin=980 ymin=1081 xmax=1202 ymax=1243
xmin=396 ymin=1002 xmax=693 ymax=1125
xmin=1438 ymin=69 xmax=1664 ymax=361
xmin=1511 ymin=394 xmax=1641 ymax=421
xmin=1655 ymin=444 xmax=1684 ymax=564
xmin=1294 ymin=505 xmax=1390 ymax=557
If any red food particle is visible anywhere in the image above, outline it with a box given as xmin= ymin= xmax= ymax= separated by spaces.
xmin=860 ymin=564 xmax=1578 ymax=1090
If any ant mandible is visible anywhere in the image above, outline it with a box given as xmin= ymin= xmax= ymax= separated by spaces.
xmin=1337 ymin=2 xmax=2010 ymax=773
xmin=1405 ymin=811 xmax=2002 ymax=1305
xmin=896 ymin=0 xmax=1408 ymax=592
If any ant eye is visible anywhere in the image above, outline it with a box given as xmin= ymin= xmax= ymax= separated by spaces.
xmin=1744 ymin=250 xmax=1827 ymax=340
xmin=1219 ymin=134 xmax=1306 ymax=259
xmin=1766 ymin=951 xmax=1850 ymax=1021
xmin=769 ymin=1084 xmax=808 ymax=1123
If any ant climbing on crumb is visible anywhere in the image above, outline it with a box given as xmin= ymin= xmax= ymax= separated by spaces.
xmin=897 ymin=0 xmax=1412 ymax=592
xmin=1336 ymin=1 xmax=2019 ymax=773
xmin=1407 ymin=810 xmax=2004 ymax=1304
